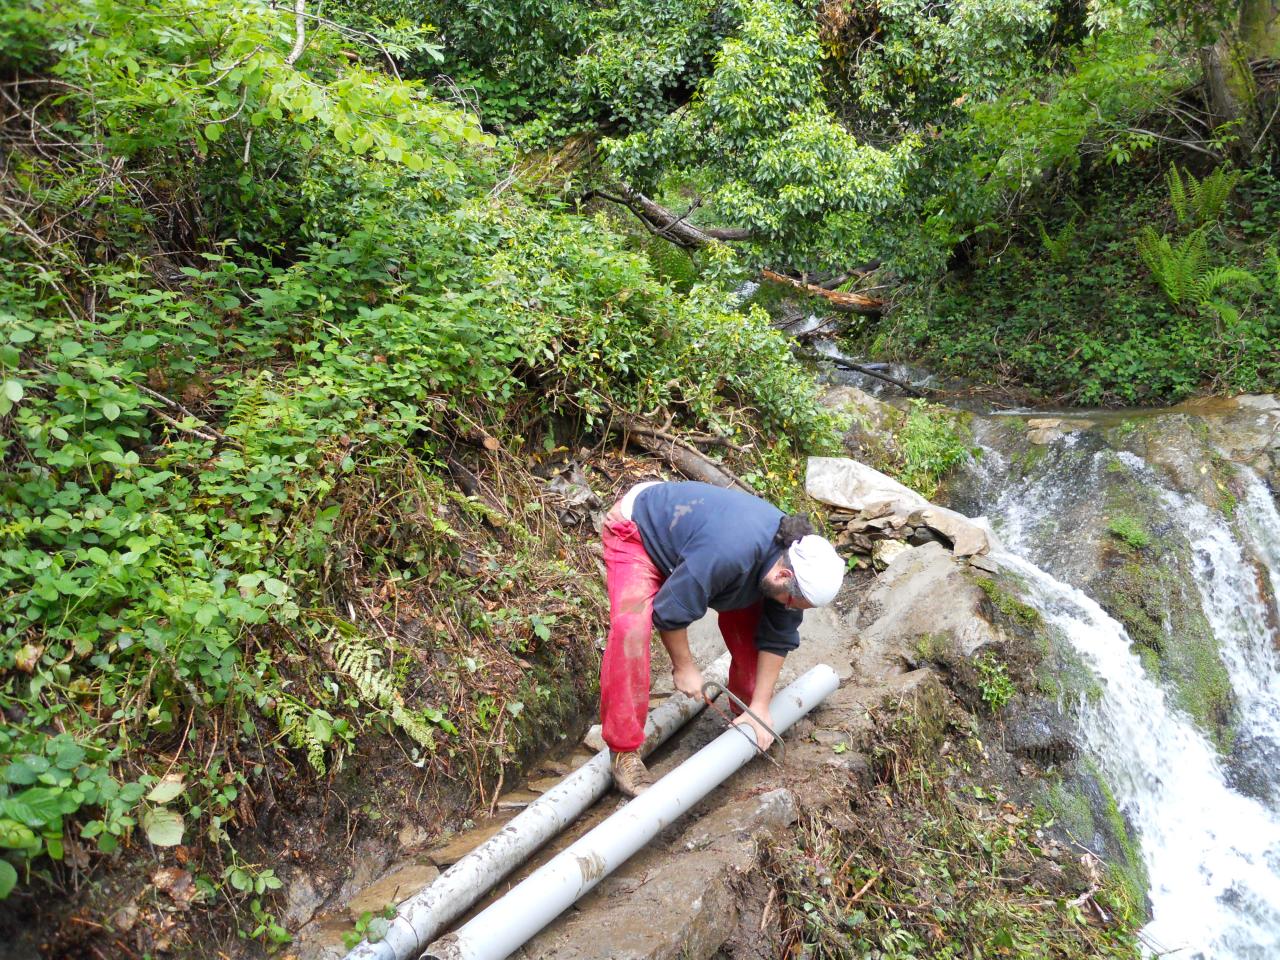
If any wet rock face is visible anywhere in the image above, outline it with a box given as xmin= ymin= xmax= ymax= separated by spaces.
xmin=952 ymin=401 xmax=1280 ymax=752
xmin=1223 ymin=732 xmax=1280 ymax=806
xmin=1003 ymin=699 xmax=1078 ymax=766
xmin=822 ymin=384 xmax=904 ymax=467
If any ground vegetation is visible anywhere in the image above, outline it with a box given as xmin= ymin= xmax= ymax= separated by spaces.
xmin=0 ymin=1 xmax=834 ymax=951
xmin=763 ymin=694 xmax=1142 ymax=960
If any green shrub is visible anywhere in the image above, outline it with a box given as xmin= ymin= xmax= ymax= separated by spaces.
xmin=893 ymin=400 xmax=974 ymax=500
xmin=0 ymin=0 xmax=836 ymax=905
xmin=976 ymin=653 xmax=1016 ymax=713
xmin=1107 ymin=515 xmax=1152 ymax=549
xmin=874 ymin=172 xmax=1279 ymax=405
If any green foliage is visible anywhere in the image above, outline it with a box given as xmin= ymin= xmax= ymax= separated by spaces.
xmin=642 ymin=236 xmax=699 ymax=291
xmin=1165 ymin=163 xmax=1240 ymax=226
xmin=344 ymin=904 xmax=397 ymax=949
xmin=1106 ymin=515 xmax=1152 ymax=549
xmin=1036 ymin=216 xmax=1078 ymax=263
xmin=0 ymin=0 xmax=836 ymax=904
xmin=877 ymin=171 xmax=1280 ymax=405
xmin=824 ymin=0 xmax=1064 ymax=183
xmin=602 ymin=0 xmax=917 ymax=265
xmin=951 ymin=27 xmax=1186 ymax=241
xmin=975 ymin=652 xmax=1016 ymax=713
xmin=891 ymin=400 xmax=974 ymax=500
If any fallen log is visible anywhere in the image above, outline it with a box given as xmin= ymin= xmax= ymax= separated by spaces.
xmin=618 ymin=418 xmax=754 ymax=494
xmin=761 ymin=269 xmax=884 ymax=316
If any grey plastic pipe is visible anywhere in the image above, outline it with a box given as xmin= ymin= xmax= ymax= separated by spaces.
xmin=343 ymin=653 xmax=731 ymax=960
xmin=425 ymin=663 xmax=840 ymax=960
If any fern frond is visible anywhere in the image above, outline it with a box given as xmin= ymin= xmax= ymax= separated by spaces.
xmin=1166 ymin=163 xmax=1239 ymax=226
xmin=1137 ymin=226 xmax=1209 ymax=306
xmin=1202 ymin=298 xmax=1241 ymax=330
xmin=333 ymin=624 xmax=437 ymax=752
xmin=1166 ymin=165 xmax=1189 ymax=224
xmin=1035 ymin=217 xmax=1076 ymax=264
xmin=1190 ymin=166 xmax=1239 ymax=224
xmin=1193 ymin=266 xmax=1260 ymax=303
xmin=275 ymin=696 xmax=327 ymax=774
xmin=225 ymin=375 xmax=268 ymax=457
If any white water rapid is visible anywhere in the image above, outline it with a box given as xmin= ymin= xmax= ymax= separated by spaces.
xmin=1129 ymin=458 xmax=1280 ymax=796
xmin=982 ymin=445 xmax=1280 ymax=959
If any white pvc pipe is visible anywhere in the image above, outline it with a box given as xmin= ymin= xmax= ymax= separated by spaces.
xmin=343 ymin=654 xmax=732 ymax=960
xmin=425 ymin=663 xmax=840 ymax=960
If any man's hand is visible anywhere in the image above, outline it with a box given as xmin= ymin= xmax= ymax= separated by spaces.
xmin=671 ymin=663 xmax=706 ymax=701
xmin=732 ymin=707 xmax=775 ymax=752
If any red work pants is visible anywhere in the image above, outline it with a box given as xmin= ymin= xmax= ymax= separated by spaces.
xmin=599 ymin=510 xmax=760 ymax=752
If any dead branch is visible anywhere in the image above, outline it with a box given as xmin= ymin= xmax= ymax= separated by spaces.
xmin=134 ymin=383 xmax=235 ymax=445
xmin=823 ymin=356 xmax=928 ymax=398
xmin=617 ymin=416 xmax=753 ymax=493
xmin=285 ymin=0 xmax=307 ymax=66
xmin=761 ymin=268 xmax=884 ymax=316
xmin=589 ymin=186 xmax=753 ymax=248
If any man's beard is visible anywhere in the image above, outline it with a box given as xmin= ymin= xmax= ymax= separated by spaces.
xmin=760 ymin=576 xmax=789 ymax=603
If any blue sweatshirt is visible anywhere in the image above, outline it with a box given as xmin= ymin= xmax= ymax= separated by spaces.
xmin=631 ymin=481 xmax=803 ymax=656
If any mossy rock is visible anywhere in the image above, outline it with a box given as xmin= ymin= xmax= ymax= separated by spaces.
xmin=1043 ymin=764 xmax=1149 ymax=922
xmin=1095 ymin=558 xmax=1235 ymax=752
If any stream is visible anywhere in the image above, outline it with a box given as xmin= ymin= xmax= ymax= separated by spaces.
xmin=823 ymin=351 xmax=1280 ymax=958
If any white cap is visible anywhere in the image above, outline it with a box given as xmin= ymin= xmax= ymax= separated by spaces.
xmin=788 ymin=535 xmax=845 ymax=606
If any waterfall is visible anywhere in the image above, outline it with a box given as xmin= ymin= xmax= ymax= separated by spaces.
xmin=997 ymin=552 xmax=1280 ymax=959
xmin=980 ymin=443 xmax=1280 ymax=958
xmin=1120 ymin=457 xmax=1280 ymax=801
xmin=1240 ymin=472 xmax=1280 ymax=600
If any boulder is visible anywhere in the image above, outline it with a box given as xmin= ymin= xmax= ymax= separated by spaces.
xmin=911 ymin=506 xmax=990 ymax=557
xmin=806 ymin=456 xmax=924 ymax=513
xmin=856 ymin=542 xmax=998 ymax=659
xmin=822 ymin=386 xmax=903 ymax=465
xmin=807 ymin=456 xmax=992 ymax=556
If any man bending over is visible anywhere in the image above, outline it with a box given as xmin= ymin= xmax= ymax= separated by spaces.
xmin=599 ymin=480 xmax=845 ymax=796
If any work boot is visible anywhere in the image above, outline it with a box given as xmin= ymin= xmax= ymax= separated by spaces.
xmin=610 ymin=750 xmax=653 ymax=798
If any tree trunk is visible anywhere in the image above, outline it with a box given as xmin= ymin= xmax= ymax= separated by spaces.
xmin=1239 ymin=0 xmax=1280 ymax=56
xmin=1200 ymin=43 xmax=1257 ymax=159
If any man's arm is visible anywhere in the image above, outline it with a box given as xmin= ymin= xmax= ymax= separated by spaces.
xmin=732 ymin=650 xmax=785 ymax=750
xmin=660 ymin=627 xmax=706 ymax=700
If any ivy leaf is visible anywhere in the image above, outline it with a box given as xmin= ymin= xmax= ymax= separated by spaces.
xmin=142 ymin=807 xmax=185 ymax=847
xmin=0 ymin=819 xmax=37 ymax=850
xmin=102 ymin=402 xmax=121 ymax=421
xmin=145 ymin=774 xmax=186 ymax=805
xmin=1 ymin=380 xmax=22 ymax=403
xmin=204 ymin=122 xmax=223 ymax=143
xmin=2 ymin=787 xmax=70 ymax=827
xmin=2 ymin=761 xmax=38 ymax=786
xmin=0 ymin=859 xmax=16 ymax=899
xmin=53 ymin=742 xmax=85 ymax=771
